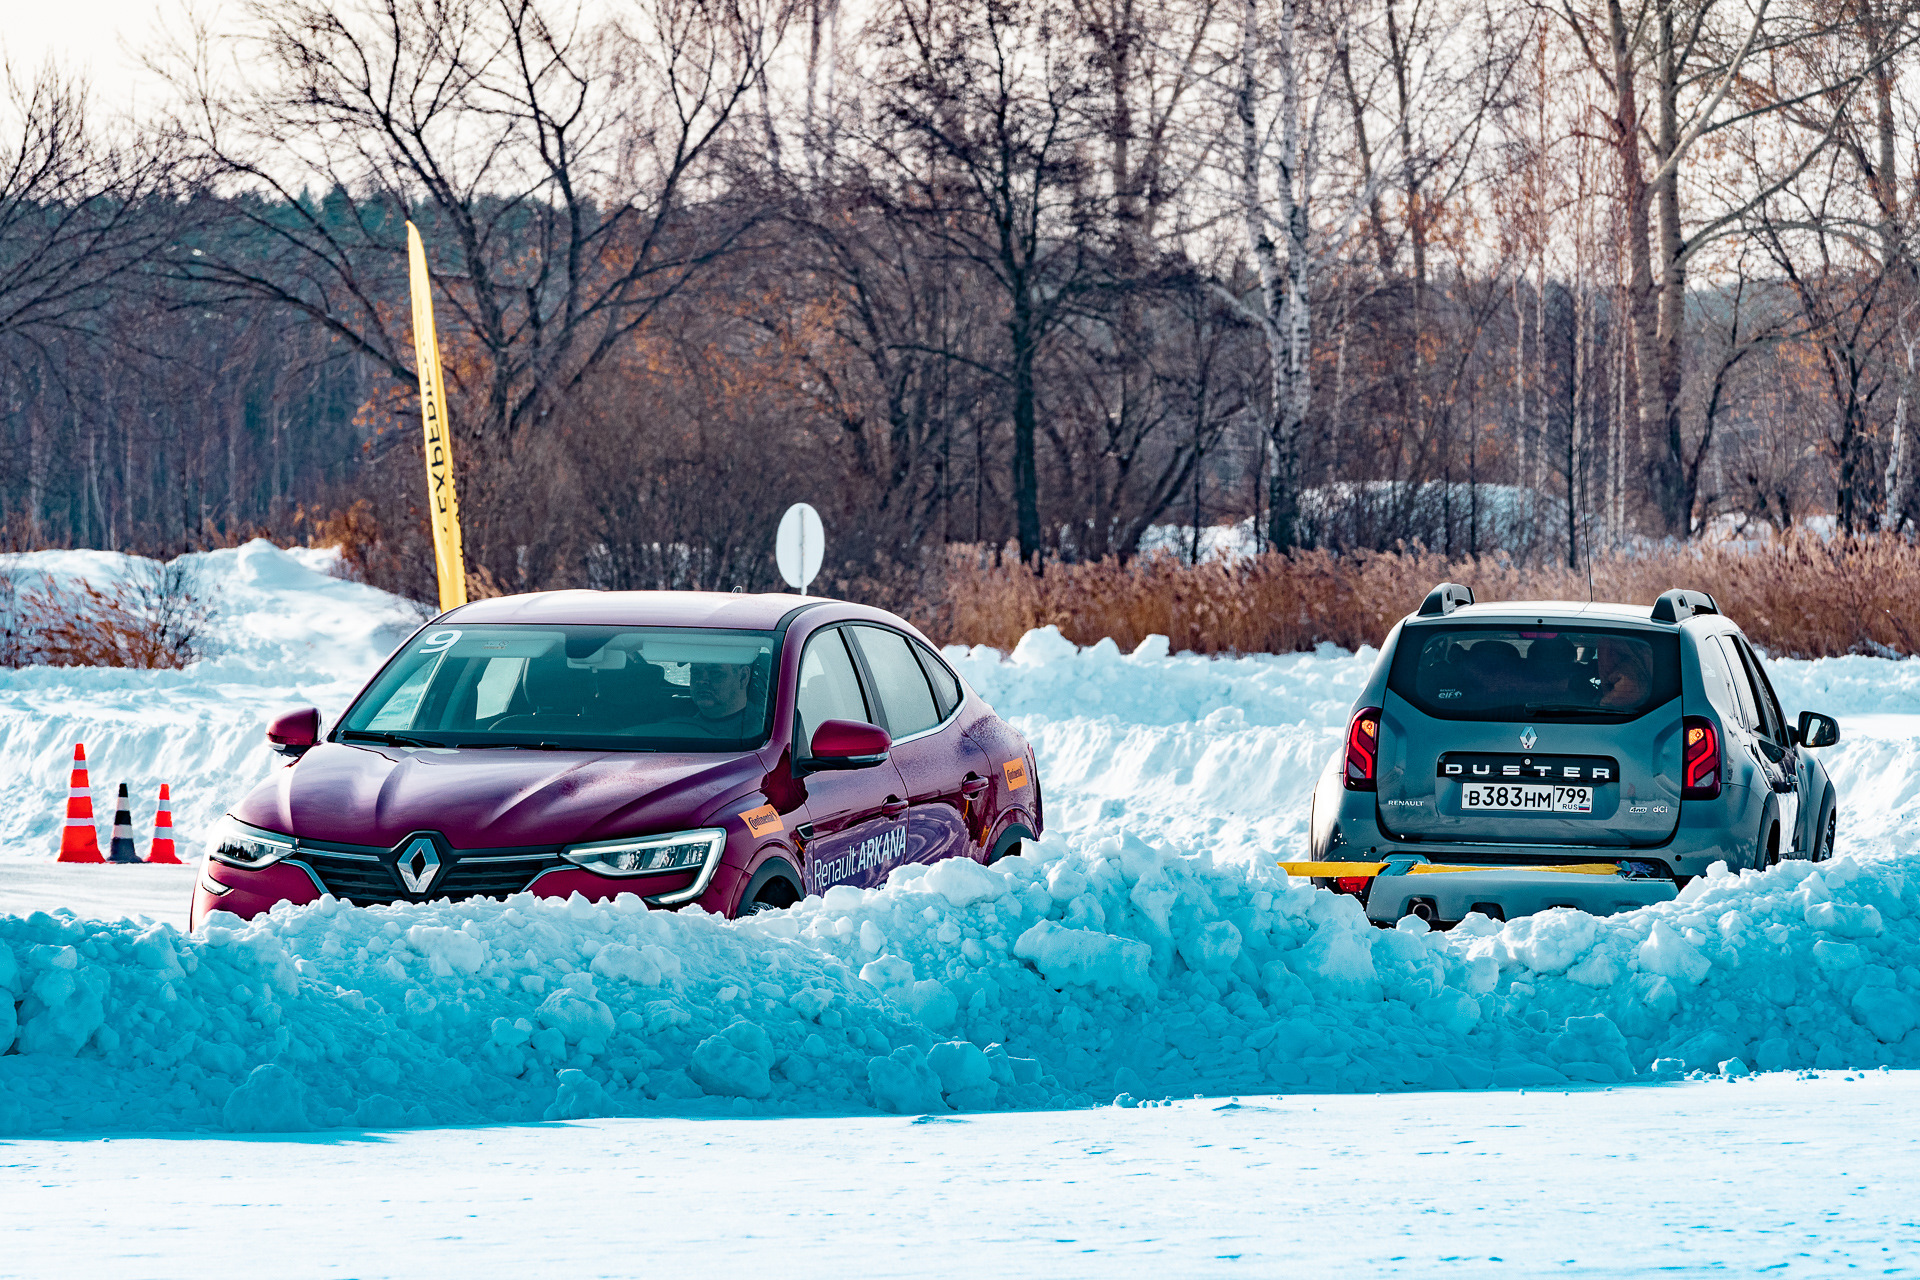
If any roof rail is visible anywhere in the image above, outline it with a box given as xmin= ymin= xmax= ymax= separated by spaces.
xmin=1650 ymin=588 xmax=1720 ymax=624
xmin=1416 ymin=582 xmax=1475 ymax=617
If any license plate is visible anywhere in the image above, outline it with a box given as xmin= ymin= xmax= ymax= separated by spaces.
xmin=1460 ymin=783 xmax=1593 ymax=813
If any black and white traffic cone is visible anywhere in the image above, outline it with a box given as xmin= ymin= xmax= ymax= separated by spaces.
xmin=107 ymin=782 xmax=141 ymax=863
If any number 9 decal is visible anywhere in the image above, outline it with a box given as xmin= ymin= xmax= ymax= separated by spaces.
xmin=417 ymin=629 xmax=462 ymax=655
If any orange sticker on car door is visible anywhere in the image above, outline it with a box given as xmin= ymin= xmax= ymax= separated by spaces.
xmin=1002 ymin=758 xmax=1029 ymax=790
xmin=740 ymin=804 xmax=783 ymax=837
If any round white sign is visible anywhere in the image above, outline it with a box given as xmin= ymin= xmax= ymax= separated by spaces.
xmin=775 ymin=502 xmax=825 ymax=592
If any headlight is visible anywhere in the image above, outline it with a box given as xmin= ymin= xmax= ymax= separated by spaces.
xmin=561 ymin=828 xmax=726 ymax=877
xmin=207 ymin=816 xmax=296 ymax=870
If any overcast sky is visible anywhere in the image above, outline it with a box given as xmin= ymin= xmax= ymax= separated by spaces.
xmin=3 ymin=0 xmax=189 ymax=112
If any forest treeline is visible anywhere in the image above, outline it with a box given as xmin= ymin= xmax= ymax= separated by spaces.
xmin=3 ymin=0 xmax=1920 ymax=607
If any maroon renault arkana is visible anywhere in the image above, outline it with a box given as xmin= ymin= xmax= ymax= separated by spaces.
xmin=189 ymin=591 xmax=1042 ymax=928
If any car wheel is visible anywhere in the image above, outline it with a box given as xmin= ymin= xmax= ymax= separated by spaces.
xmin=1814 ymin=805 xmax=1837 ymax=862
xmin=988 ymin=825 xmax=1033 ymax=865
xmin=737 ymin=857 xmax=802 ymax=917
xmin=1762 ymin=823 xmax=1780 ymax=870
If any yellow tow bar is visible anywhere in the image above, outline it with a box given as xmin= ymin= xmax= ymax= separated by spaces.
xmin=1277 ymin=861 xmax=1627 ymax=878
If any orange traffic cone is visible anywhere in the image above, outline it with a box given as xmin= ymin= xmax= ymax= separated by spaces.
xmin=148 ymin=784 xmax=179 ymax=863
xmin=58 ymin=743 xmax=103 ymax=863
xmin=108 ymin=782 xmax=140 ymax=863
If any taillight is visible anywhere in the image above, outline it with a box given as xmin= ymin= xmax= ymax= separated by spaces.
xmin=1344 ymin=707 xmax=1381 ymax=790
xmin=1682 ymin=715 xmax=1721 ymax=799
xmin=1334 ymin=875 xmax=1372 ymax=897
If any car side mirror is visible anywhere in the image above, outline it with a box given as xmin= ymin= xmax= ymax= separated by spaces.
xmin=804 ymin=719 xmax=891 ymax=771
xmin=268 ymin=706 xmax=321 ymax=759
xmin=1795 ymin=710 xmax=1839 ymax=749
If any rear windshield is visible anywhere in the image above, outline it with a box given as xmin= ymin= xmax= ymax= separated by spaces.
xmin=1387 ymin=624 xmax=1681 ymax=723
xmin=337 ymin=624 xmax=779 ymax=752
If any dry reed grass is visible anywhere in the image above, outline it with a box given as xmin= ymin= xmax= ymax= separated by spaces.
xmin=930 ymin=533 xmax=1920 ymax=659
xmin=1 ymin=563 xmax=216 ymax=669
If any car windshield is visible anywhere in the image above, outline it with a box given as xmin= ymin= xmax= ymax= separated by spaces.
xmin=1387 ymin=623 xmax=1681 ymax=723
xmin=337 ymin=624 xmax=779 ymax=752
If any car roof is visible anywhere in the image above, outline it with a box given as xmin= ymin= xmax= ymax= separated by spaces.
xmin=1406 ymin=600 xmax=1665 ymax=627
xmin=443 ymin=590 xmax=826 ymax=629
xmin=437 ymin=590 xmax=929 ymax=640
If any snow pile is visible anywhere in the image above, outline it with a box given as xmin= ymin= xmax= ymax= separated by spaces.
xmin=4 ymin=829 xmax=1918 ymax=1134
xmin=947 ymin=629 xmax=1373 ymax=857
xmin=7 ymin=552 xmax=1920 ymax=1134
xmin=949 ymin=624 xmax=1920 ymax=730
xmin=0 ymin=541 xmax=424 ymax=857
xmin=947 ymin=626 xmax=1376 ymax=729
xmin=1760 ymin=652 xmax=1920 ymax=720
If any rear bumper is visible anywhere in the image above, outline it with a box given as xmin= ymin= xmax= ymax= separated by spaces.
xmin=1358 ymin=864 xmax=1676 ymax=926
xmin=1310 ymin=752 xmax=1752 ymax=879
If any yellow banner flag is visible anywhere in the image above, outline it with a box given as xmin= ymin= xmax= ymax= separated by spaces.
xmin=406 ymin=220 xmax=468 ymax=613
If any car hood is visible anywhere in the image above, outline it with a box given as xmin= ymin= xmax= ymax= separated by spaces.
xmin=232 ymin=741 xmax=772 ymax=850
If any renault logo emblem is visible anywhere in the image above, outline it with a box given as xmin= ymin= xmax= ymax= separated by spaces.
xmin=395 ymin=835 xmax=442 ymax=894
xmin=1519 ymin=727 xmax=1538 ymax=751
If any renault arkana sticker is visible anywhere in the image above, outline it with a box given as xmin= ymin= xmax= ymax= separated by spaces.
xmin=814 ymin=823 xmax=909 ymax=887
xmin=1003 ymin=758 xmax=1030 ymax=790
xmin=739 ymin=804 xmax=783 ymax=837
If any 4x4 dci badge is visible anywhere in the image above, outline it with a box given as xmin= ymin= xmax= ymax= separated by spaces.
xmin=1520 ymin=726 xmax=1538 ymax=751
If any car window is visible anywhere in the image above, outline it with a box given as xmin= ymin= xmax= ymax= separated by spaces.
xmin=915 ymin=641 xmax=962 ymax=718
xmin=795 ymin=628 xmax=872 ymax=747
xmin=364 ymin=661 xmax=436 ymax=729
xmin=339 ymin=625 xmax=777 ymax=751
xmin=1733 ymin=636 xmax=1789 ymax=743
xmin=473 ymin=656 xmax=525 ymax=720
xmin=1712 ymin=636 xmax=1759 ymax=730
xmin=850 ymin=626 xmax=942 ymax=738
xmin=1693 ymin=635 xmax=1743 ymax=726
xmin=1386 ymin=623 xmax=1681 ymax=722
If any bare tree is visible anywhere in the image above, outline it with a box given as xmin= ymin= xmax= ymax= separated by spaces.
xmin=863 ymin=0 xmax=1102 ymax=563
xmin=1554 ymin=0 xmax=1909 ymax=534
xmin=0 ymin=66 xmax=180 ymax=540
xmin=159 ymin=0 xmax=790 ymax=575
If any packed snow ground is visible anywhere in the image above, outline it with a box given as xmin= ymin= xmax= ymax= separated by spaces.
xmin=5 ymin=543 xmax=1920 ymax=1273
xmin=6 ymin=1073 xmax=1916 ymax=1279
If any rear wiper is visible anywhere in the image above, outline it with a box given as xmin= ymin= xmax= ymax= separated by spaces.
xmin=339 ymin=729 xmax=443 ymax=748
xmin=1524 ymin=704 xmax=1637 ymax=718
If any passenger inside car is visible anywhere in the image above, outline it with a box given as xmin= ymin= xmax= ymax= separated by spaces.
xmin=1595 ymin=636 xmax=1653 ymax=708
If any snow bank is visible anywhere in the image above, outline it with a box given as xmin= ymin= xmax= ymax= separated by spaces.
xmin=5 ymin=828 xmax=1919 ymax=1134
xmin=0 ymin=541 xmax=425 ymax=858
xmin=7 ymin=566 xmax=1920 ymax=1134
xmin=950 ymin=624 xmax=1920 ymax=729
xmin=947 ymin=627 xmax=1377 ymax=729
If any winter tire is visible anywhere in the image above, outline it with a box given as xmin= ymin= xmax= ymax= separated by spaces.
xmin=738 ymin=857 xmax=803 ymax=916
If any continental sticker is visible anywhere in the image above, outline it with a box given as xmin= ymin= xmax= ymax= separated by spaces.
xmin=1002 ymin=758 xmax=1029 ymax=790
xmin=740 ymin=804 xmax=783 ymax=838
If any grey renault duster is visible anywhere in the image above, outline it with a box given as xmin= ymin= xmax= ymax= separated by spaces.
xmin=1307 ymin=584 xmax=1841 ymax=927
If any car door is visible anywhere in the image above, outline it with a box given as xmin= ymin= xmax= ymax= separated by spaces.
xmin=790 ymin=625 xmax=910 ymax=893
xmin=846 ymin=624 xmax=991 ymax=868
xmin=1728 ymin=634 xmax=1801 ymax=854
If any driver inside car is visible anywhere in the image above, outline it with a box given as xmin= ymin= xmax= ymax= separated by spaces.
xmin=671 ymin=659 xmax=757 ymax=737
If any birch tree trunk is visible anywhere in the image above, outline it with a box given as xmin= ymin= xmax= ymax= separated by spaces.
xmin=1232 ymin=0 xmax=1314 ymax=552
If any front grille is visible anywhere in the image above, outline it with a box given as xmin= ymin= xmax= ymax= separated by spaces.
xmin=296 ymin=845 xmax=565 ymax=906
